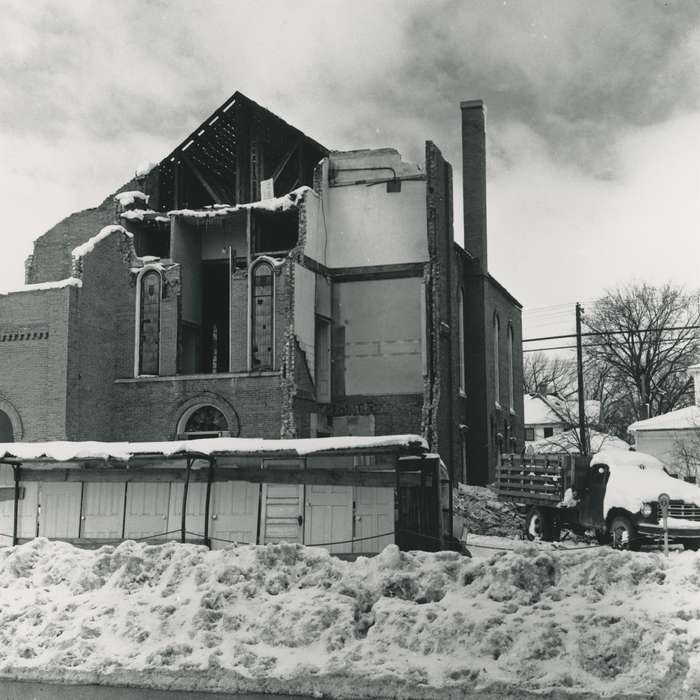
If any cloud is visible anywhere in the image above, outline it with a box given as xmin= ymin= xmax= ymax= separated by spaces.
xmin=0 ymin=0 xmax=698 ymax=305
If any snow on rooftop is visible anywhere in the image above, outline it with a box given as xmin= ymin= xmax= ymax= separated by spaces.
xmin=168 ymin=186 xmax=310 ymax=220
xmin=114 ymin=190 xmax=149 ymax=207
xmin=526 ymin=429 xmax=630 ymax=455
xmin=629 ymin=405 xmax=700 ymax=432
xmin=119 ymin=209 xmax=170 ymax=223
xmin=2 ymin=538 xmax=700 ymax=696
xmin=0 ymin=277 xmax=83 ymax=296
xmin=0 ymin=435 xmax=428 ymax=463
xmin=71 ymin=225 xmax=132 ymax=261
xmin=524 ymin=394 xmax=564 ymax=425
xmin=135 ymin=161 xmax=157 ymax=177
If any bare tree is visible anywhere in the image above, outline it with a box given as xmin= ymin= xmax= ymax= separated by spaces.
xmin=584 ymin=283 xmax=700 ymax=427
xmin=523 ymin=352 xmax=577 ymax=397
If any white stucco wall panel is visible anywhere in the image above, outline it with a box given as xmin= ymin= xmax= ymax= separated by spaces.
xmin=334 ymin=278 xmax=423 ymax=395
xmin=325 ymin=181 xmax=428 ymax=268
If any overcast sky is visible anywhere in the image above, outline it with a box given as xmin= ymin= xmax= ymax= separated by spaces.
xmin=1 ymin=0 xmax=698 ymax=340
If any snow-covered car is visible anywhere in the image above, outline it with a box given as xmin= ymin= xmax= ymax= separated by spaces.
xmin=497 ymin=449 xmax=700 ymax=549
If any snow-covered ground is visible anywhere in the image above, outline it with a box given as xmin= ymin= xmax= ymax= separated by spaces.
xmin=2 ymin=538 xmax=700 ymax=698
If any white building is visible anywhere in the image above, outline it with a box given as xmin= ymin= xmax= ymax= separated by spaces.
xmin=628 ymin=364 xmax=700 ymax=477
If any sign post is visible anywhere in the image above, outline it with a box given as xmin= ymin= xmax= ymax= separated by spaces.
xmin=659 ymin=492 xmax=670 ymax=558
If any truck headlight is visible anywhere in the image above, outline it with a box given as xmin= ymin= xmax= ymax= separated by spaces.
xmin=641 ymin=502 xmax=653 ymax=518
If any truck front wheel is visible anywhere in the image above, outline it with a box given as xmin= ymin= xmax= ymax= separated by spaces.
xmin=525 ymin=506 xmax=560 ymax=542
xmin=609 ymin=514 xmax=639 ymax=551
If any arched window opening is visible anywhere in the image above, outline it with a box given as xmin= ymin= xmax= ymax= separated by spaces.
xmin=507 ymin=324 xmax=515 ymax=411
xmin=493 ymin=313 xmax=500 ymax=405
xmin=458 ymin=288 xmax=465 ymax=393
xmin=183 ymin=405 xmax=229 ymax=439
xmin=251 ymin=261 xmax=274 ymax=370
xmin=139 ymin=270 xmax=161 ymax=375
xmin=0 ymin=410 xmax=13 ymax=442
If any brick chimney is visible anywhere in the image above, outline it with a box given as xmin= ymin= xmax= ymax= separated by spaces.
xmin=690 ymin=364 xmax=700 ymax=406
xmin=461 ymin=99 xmax=488 ymax=274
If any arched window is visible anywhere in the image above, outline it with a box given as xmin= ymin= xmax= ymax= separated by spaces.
xmin=507 ymin=324 xmax=514 ymax=411
xmin=0 ymin=410 xmax=13 ymax=442
xmin=493 ymin=312 xmax=500 ymax=405
xmin=138 ymin=269 xmax=161 ymax=375
xmin=184 ymin=405 xmax=228 ymax=435
xmin=251 ymin=261 xmax=274 ymax=370
xmin=458 ymin=288 xmax=465 ymax=393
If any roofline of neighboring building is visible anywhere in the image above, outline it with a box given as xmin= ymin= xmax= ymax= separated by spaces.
xmin=486 ymin=273 xmax=522 ymax=309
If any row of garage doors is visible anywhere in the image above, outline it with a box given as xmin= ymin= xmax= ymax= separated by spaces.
xmin=0 ymin=468 xmax=394 ymax=553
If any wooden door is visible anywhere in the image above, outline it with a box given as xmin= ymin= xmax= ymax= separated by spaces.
xmin=304 ymin=485 xmax=353 ymax=553
xmin=38 ymin=482 xmax=81 ymax=538
xmin=209 ymin=481 xmax=259 ymax=549
xmin=123 ymin=483 xmax=171 ymax=539
xmin=167 ymin=482 xmax=207 ymax=540
xmin=260 ymin=484 xmax=304 ymax=544
xmin=81 ymin=483 xmax=126 ymax=539
xmin=353 ymin=486 xmax=394 ymax=553
xmin=0 ymin=465 xmax=38 ymax=544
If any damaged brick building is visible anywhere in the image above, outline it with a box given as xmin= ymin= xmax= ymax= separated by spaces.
xmin=0 ymin=92 xmax=523 ymax=490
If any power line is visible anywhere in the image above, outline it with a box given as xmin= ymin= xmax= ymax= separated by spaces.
xmin=523 ymin=324 xmax=700 ymax=343
xmin=524 ymin=335 xmax=699 ymax=353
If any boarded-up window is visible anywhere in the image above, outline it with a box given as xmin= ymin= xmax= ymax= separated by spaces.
xmin=139 ymin=270 xmax=161 ymax=375
xmin=251 ymin=262 xmax=274 ymax=370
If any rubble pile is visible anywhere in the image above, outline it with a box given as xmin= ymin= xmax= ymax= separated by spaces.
xmin=453 ymin=483 xmax=524 ymax=537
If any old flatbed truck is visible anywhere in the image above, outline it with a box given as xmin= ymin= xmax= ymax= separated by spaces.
xmin=496 ymin=449 xmax=700 ymax=549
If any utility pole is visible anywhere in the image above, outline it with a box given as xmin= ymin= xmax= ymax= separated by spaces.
xmin=575 ymin=303 xmax=589 ymax=456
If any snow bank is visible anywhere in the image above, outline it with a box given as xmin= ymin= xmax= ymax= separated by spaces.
xmin=0 ymin=435 xmax=428 ymax=463
xmin=2 ymin=539 xmax=700 ymax=698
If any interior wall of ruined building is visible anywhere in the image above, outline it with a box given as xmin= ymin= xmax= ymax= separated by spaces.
xmin=292 ymin=148 xmax=432 ymax=441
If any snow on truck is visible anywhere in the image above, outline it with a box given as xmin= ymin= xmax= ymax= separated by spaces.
xmin=496 ymin=450 xmax=700 ymax=549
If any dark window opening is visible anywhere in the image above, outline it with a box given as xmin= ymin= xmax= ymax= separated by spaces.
xmin=525 ymin=427 xmax=535 ymax=441
xmin=0 ymin=410 xmax=13 ymax=442
xmin=251 ymin=262 xmax=274 ymax=370
xmin=139 ymin=270 xmax=161 ymax=375
xmin=201 ymin=260 xmax=230 ymax=373
xmin=253 ymin=210 xmax=298 ymax=254
xmin=133 ymin=224 xmax=170 ymax=259
xmin=543 ymin=427 xmax=554 ymax=438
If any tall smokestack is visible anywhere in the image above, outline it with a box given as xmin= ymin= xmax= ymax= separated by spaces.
xmin=461 ymin=99 xmax=487 ymax=274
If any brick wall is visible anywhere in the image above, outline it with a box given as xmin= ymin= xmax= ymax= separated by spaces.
xmin=330 ymin=394 xmax=424 ymax=435
xmin=111 ymin=374 xmax=283 ymax=441
xmin=463 ymin=265 xmax=524 ymax=484
xmin=0 ymin=286 xmax=74 ymax=440
xmin=27 ymin=179 xmax=141 ymax=284
xmin=65 ymin=228 xmax=136 ymax=440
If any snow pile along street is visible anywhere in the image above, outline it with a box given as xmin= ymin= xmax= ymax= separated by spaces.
xmin=2 ymin=539 xmax=700 ymax=698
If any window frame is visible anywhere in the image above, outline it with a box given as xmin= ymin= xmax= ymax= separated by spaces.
xmin=134 ymin=266 xmax=163 ymax=377
xmin=248 ymin=258 xmax=276 ymax=371
xmin=493 ymin=312 xmax=500 ymax=407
